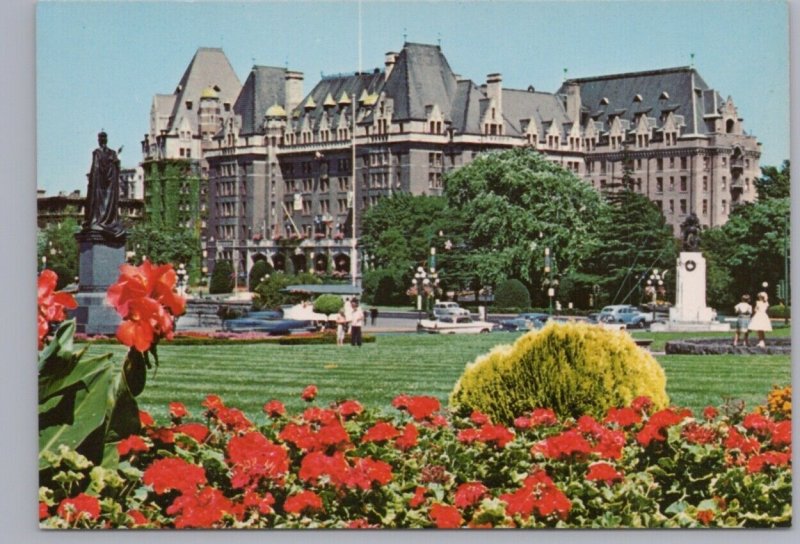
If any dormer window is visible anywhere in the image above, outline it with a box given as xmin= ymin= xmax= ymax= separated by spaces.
xmin=633 ymin=94 xmax=643 ymax=102
xmin=600 ymin=97 xmax=609 ymax=106
xmin=659 ymin=91 xmax=670 ymax=100
xmin=185 ymin=101 xmax=193 ymax=110
xmin=224 ymin=102 xmax=231 ymax=112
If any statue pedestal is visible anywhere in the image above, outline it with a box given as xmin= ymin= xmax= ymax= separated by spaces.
xmin=650 ymin=252 xmax=730 ymax=332
xmin=72 ymin=232 xmax=126 ymax=335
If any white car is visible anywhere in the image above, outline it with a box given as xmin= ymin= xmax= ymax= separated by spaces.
xmin=432 ymin=302 xmax=470 ymax=318
xmin=419 ymin=315 xmax=494 ymax=334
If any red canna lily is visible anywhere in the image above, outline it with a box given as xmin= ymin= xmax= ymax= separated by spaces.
xmin=37 ymin=269 xmax=77 ymax=348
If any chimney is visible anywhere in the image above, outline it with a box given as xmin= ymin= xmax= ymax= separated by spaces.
xmin=385 ymin=52 xmax=398 ymax=79
xmin=486 ymin=73 xmax=503 ymax=115
xmin=284 ymin=71 xmax=304 ymax=115
xmin=564 ymin=82 xmax=581 ymax=124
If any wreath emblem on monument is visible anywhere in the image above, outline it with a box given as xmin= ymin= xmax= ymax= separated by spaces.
xmin=685 ymin=260 xmax=697 ymax=272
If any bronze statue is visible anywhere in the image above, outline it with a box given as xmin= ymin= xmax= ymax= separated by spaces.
xmin=82 ymin=131 xmax=125 ymax=240
xmin=680 ymin=212 xmax=701 ymax=251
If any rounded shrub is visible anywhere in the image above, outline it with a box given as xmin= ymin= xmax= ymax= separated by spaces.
xmin=209 ymin=260 xmax=234 ymax=294
xmin=494 ymin=279 xmax=531 ymax=310
xmin=248 ymin=260 xmax=273 ymax=292
xmin=449 ymin=322 xmax=668 ymax=422
xmin=313 ymin=294 xmax=344 ymax=316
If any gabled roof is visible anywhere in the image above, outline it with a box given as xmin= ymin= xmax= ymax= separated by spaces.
xmin=502 ymin=88 xmax=569 ymax=138
xmin=234 ymin=66 xmax=287 ymax=135
xmin=450 ymin=80 xmax=483 ymax=134
xmin=291 ymin=71 xmax=384 ymax=130
xmin=167 ymin=47 xmax=242 ymax=134
xmin=560 ymin=66 xmax=713 ymax=135
xmin=380 ymin=43 xmax=458 ymax=122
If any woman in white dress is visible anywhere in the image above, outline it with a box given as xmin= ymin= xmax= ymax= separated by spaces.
xmin=748 ymin=292 xmax=772 ymax=348
xmin=335 ymin=310 xmax=348 ymax=347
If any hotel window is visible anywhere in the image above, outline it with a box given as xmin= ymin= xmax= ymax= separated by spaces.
xmin=656 ymin=158 xmax=663 ymax=171
xmin=656 ymin=177 xmax=663 ymax=192
xmin=680 ymin=176 xmax=687 ymax=192
xmin=669 ymin=177 xmax=675 ymax=191
xmin=680 ymin=199 xmax=687 ymax=214
xmin=681 ymin=156 xmax=688 ymax=170
xmin=702 ymin=176 xmax=708 ymax=191
xmin=721 ymin=156 xmax=727 ymax=166
xmin=669 ymin=157 xmax=675 ymax=169
xmin=656 ymin=200 xmax=663 ymax=212
xmin=702 ymin=199 xmax=708 ymax=215
xmin=669 ymin=200 xmax=674 ymax=214
xmin=722 ymin=176 xmax=727 ymax=190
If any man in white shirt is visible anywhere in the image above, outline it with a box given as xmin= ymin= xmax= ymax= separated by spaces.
xmin=349 ymin=298 xmax=365 ymax=347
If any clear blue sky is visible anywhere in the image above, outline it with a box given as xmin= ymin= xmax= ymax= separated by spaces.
xmin=37 ymin=0 xmax=789 ymax=195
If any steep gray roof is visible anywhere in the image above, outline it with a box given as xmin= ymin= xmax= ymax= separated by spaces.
xmin=502 ymin=88 xmax=569 ymax=138
xmin=450 ymin=80 xmax=483 ymax=134
xmin=235 ymin=66 xmax=287 ymax=135
xmin=291 ymin=71 xmax=384 ymax=130
xmin=167 ymin=47 xmax=242 ymax=133
xmin=381 ymin=42 xmax=458 ymax=122
xmin=560 ymin=67 xmax=713 ymax=135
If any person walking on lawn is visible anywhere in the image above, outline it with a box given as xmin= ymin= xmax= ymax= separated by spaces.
xmin=350 ymin=299 xmax=365 ymax=347
xmin=748 ymin=291 xmax=773 ymax=349
xmin=733 ymin=294 xmax=752 ymax=347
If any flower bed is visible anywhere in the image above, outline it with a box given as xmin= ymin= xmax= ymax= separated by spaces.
xmin=39 ymin=388 xmax=792 ymax=529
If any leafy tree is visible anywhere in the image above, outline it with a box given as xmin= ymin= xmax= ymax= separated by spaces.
xmin=252 ymin=272 xmax=320 ymax=310
xmin=444 ymin=148 xmax=606 ymax=306
xmin=756 ymin=160 xmax=790 ymax=201
xmin=209 ymin=260 xmax=234 ymax=294
xmin=37 ymin=218 xmax=80 ymax=289
xmin=127 ymin=224 xmax=201 ymax=283
xmin=494 ymin=279 xmax=531 ymax=310
xmin=702 ymin=197 xmax=790 ymax=309
xmin=362 ymin=267 xmax=413 ymax=306
xmin=583 ymin=189 xmax=678 ymax=308
xmin=248 ymin=260 xmax=273 ymax=292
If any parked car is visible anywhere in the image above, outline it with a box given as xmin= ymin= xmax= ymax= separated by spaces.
xmin=432 ymin=302 xmax=470 ymax=319
xmin=243 ymin=310 xmax=283 ymax=320
xmin=221 ymin=318 xmax=317 ymax=335
xmin=419 ymin=315 xmax=494 ymax=334
xmin=517 ymin=312 xmax=550 ymax=329
xmin=596 ymin=305 xmax=648 ymax=328
xmin=496 ymin=317 xmax=533 ymax=332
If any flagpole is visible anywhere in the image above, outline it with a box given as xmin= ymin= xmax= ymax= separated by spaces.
xmin=350 ymin=0 xmax=362 ymax=288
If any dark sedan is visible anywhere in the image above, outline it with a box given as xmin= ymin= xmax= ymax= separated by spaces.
xmin=221 ymin=318 xmax=317 ymax=335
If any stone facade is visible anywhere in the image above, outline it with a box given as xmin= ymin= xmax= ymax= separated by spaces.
xmin=142 ymin=44 xmax=760 ymax=282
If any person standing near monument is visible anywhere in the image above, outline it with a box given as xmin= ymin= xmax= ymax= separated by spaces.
xmin=349 ymin=299 xmax=364 ymax=347
xmin=733 ymin=294 xmax=752 ymax=347
xmin=748 ymin=292 xmax=772 ymax=348
xmin=335 ymin=310 xmax=348 ymax=347
xmin=83 ymin=131 xmax=125 ymax=240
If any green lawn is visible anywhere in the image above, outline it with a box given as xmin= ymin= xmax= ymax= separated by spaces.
xmin=629 ymin=324 xmax=792 ymax=352
xmin=87 ymin=332 xmax=791 ymax=423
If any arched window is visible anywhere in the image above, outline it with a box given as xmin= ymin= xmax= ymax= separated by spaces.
xmin=726 ymin=119 xmax=735 ymax=134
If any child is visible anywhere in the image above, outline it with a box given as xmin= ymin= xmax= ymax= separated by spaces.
xmin=733 ymin=294 xmax=752 ymax=347
xmin=335 ymin=310 xmax=347 ymax=347
xmin=748 ymin=292 xmax=772 ymax=348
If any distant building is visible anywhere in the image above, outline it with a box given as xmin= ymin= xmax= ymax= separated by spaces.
xmin=143 ymin=43 xmax=760 ymax=282
xmin=120 ymin=166 xmax=144 ymax=200
xmin=36 ymin=189 xmax=144 ymax=229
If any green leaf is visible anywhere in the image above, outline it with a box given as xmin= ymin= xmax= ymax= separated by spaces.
xmin=39 ymin=352 xmax=113 ymax=402
xmin=38 ymin=361 xmax=114 ymax=469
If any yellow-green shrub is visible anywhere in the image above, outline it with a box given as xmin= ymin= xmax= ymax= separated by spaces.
xmin=449 ymin=322 xmax=669 ymax=422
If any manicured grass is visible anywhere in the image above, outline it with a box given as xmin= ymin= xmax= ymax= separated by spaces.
xmin=86 ymin=332 xmax=791 ymax=422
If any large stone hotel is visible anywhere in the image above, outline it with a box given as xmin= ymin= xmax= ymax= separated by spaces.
xmin=140 ymin=44 xmax=761 ymax=282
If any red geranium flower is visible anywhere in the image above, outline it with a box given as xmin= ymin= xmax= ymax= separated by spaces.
xmin=743 ymin=413 xmax=774 ymax=436
xmin=202 ymin=394 xmax=225 ymax=412
xmin=409 ymin=486 xmax=427 ymax=508
xmin=337 ymin=400 xmax=364 ymax=418
xmin=302 ymin=407 xmax=338 ymax=424
xmin=682 ymin=423 xmax=718 ymax=445
xmin=138 ymin=409 xmax=154 ymax=427
xmin=147 ymin=426 xmax=175 ymax=444
xmin=169 ymin=402 xmax=188 ymax=419
xmin=429 ymin=503 xmax=463 ymax=529
xmin=37 ymin=269 xmax=77 ymax=348
xmin=530 ymin=408 xmax=559 ymax=427
xmin=347 ymin=518 xmax=377 ymax=528
xmin=301 ymin=385 xmax=318 ymax=402
xmin=279 ymin=423 xmax=319 ymax=451
xmin=513 ymin=416 xmax=532 ymax=430
xmin=263 ymin=400 xmax=286 ymax=418
xmin=283 ymin=490 xmax=324 ymax=516
xmin=242 ymin=490 xmax=276 ymax=515
xmin=56 ymin=493 xmax=101 ymax=524
xmin=174 ymin=423 xmax=210 ymax=443
xmin=586 ymin=462 xmax=623 ymax=485
xmin=478 ymin=423 xmax=515 ymax=448
xmin=127 ymin=510 xmax=148 ymax=527
xmin=392 ymin=395 xmax=440 ymax=420
xmin=226 ymin=432 xmax=289 ymax=489
xmin=395 ymin=422 xmax=419 ymax=450
xmin=362 ymin=421 xmax=401 ymax=443
xmin=631 ymin=396 xmax=653 ymax=413
xmin=604 ymin=407 xmax=642 ymax=428
xmin=216 ymin=406 xmax=254 ymax=432
xmin=347 ymin=457 xmax=393 ymax=490
xmin=457 ymin=428 xmax=481 ymax=444
xmin=747 ymin=451 xmax=791 ymax=473
xmin=533 ymin=429 xmax=592 ymax=459
xmin=166 ymin=486 xmax=236 ymax=528
xmin=299 ymin=451 xmax=350 ymax=487
xmin=143 ymin=457 xmax=207 ymax=495
xmin=39 ymin=502 xmax=49 ymax=521
xmin=592 ymin=429 xmax=626 ymax=460
xmin=316 ymin=420 xmax=352 ymax=450
xmin=500 ymin=471 xmax=571 ymax=521
xmin=454 ymin=482 xmax=489 ymax=509
xmin=703 ymin=406 xmax=719 ymax=421
xmin=770 ymin=420 xmax=791 ymax=448
xmin=724 ymin=427 xmax=761 ymax=455
xmin=636 ymin=408 xmax=691 ymax=447
xmin=576 ymin=415 xmax=605 ymax=437
xmin=696 ymin=509 xmax=714 ymax=526
xmin=470 ymin=411 xmax=490 ymax=425
xmin=117 ymin=435 xmax=149 ymax=457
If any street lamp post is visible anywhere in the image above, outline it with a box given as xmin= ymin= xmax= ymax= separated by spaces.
xmin=542 ymin=247 xmax=558 ymax=315
xmin=176 ymin=263 xmax=188 ymax=298
xmin=413 ymin=266 xmax=428 ymax=325
xmin=647 ymin=269 xmax=665 ymax=323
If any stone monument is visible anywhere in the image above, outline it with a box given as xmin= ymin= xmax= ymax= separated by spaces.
xmin=651 ymin=213 xmax=730 ymax=332
xmin=73 ymin=131 xmax=127 ymax=334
